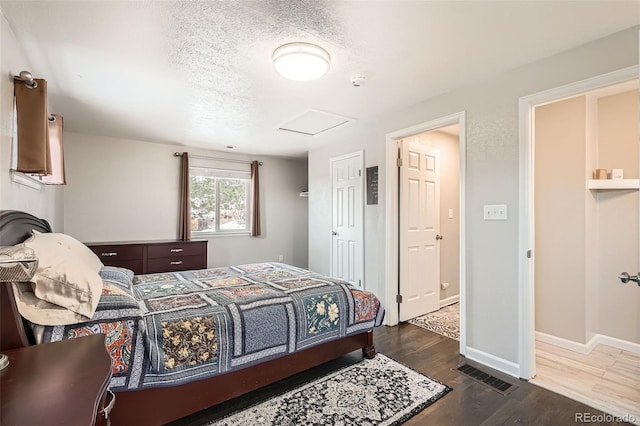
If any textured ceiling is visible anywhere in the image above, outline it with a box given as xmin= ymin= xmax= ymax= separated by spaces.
xmin=1 ymin=1 xmax=639 ymax=157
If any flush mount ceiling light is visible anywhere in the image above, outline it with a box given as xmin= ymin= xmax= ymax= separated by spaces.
xmin=272 ymin=42 xmax=330 ymax=81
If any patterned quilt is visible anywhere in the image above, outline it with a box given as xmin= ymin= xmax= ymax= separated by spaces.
xmin=35 ymin=263 xmax=384 ymax=391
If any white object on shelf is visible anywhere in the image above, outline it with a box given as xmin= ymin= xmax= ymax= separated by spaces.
xmin=587 ymin=179 xmax=639 ymax=190
xmin=611 ymin=169 xmax=624 ymax=180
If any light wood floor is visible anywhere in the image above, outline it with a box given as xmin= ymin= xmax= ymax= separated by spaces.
xmin=531 ymin=341 xmax=640 ymax=424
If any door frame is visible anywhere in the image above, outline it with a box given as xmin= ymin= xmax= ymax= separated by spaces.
xmin=517 ymin=65 xmax=638 ymax=379
xmin=329 ymin=150 xmax=364 ymax=287
xmin=384 ymin=111 xmax=467 ymax=355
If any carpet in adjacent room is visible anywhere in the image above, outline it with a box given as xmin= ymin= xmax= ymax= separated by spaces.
xmin=408 ymin=303 xmax=460 ymax=340
xmin=207 ymin=354 xmax=451 ymax=426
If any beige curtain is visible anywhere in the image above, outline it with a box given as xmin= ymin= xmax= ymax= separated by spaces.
xmin=40 ymin=115 xmax=66 ymax=185
xmin=13 ymin=78 xmax=51 ymax=174
xmin=250 ymin=160 xmax=261 ymax=237
xmin=178 ymin=153 xmax=191 ymax=241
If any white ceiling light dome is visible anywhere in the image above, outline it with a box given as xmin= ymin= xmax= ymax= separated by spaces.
xmin=272 ymin=42 xmax=330 ymax=81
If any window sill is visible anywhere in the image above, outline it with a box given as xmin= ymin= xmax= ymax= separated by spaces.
xmin=192 ymin=231 xmax=251 ymax=238
xmin=11 ymin=170 xmax=42 ymax=191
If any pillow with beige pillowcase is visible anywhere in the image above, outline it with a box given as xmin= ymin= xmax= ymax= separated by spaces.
xmin=20 ymin=230 xmax=104 ymax=323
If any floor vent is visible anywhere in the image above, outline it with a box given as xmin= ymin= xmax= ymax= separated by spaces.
xmin=456 ymin=364 xmax=517 ymax=395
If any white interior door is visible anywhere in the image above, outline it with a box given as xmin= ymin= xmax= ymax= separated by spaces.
xmin=399 ymin=140 xmax=441 ymax=321
xmin=330 ymin=151 xmax=363 ymax=288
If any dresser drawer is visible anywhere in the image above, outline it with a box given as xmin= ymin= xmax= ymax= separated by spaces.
xmin=147 ymin=255 xmax=203 ymax=273
xmin=89 ymin=245 xmax=145 ymax=274
xmin=147 ymin=242 xmax=204 ymax=259
xmin=90 ymin=245 xmax=144 ymax=261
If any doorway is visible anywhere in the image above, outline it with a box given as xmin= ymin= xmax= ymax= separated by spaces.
xmin=330 ymin=151 xmax=364 ymax=288
xmin=518 ymin=65 xmax=639 ymax=378
xmin=384 ymin=111 xmax=467 ymax=354
xmin=398 ymin=126 xmax=461 ymax=325
xmin=519 ymin=66 xmax=639 ymax=418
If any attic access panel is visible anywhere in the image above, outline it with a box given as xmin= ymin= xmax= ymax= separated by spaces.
xmin=277 ymin=109 xmax=354 ymax=136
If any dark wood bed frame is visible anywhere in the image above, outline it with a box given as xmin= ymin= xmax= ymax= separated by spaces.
xmin=0 ymin=210 xmax=376 ymax=425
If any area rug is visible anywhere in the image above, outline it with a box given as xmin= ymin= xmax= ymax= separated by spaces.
xmin=208 ymin=354 xmax=451 ymax=426
xmin=408 ymin=303 xmax=460 ymax=340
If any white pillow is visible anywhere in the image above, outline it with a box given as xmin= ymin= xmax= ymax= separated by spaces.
xmin=12 ymin=282 xmax=92 ymax=325
xmin=24 ymin=233 xmax=103 ymax=318
xmin=29 ymin=230 xmax=103 ymax=272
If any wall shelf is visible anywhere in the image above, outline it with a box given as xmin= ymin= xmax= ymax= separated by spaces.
xmin=587 ymin=179 xmax=639 ymax=190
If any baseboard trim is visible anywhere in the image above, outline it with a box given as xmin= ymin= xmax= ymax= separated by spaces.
xmin=465 ymin=347 xmax=520 ymax=378
xmin=535 ymin=331 xmax=640 ymax=355
xmin=535 ymin=331 xmax=593 ymax=354
xmin=440 ymin=294 xmax=459 ymax=308
xmin=593 ymin=334 xmax=640 ymax=355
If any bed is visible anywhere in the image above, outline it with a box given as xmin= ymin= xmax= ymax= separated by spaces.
xmin=0 ymin=210 xmax=384 ymax=425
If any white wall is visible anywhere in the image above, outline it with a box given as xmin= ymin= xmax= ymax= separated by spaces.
xmin=535 ymin=96 xmax=587 ymax=343
xmin=63 ymin=132 xmax=308 ymax=268
xmin=0 ymin=12 xmax=63 ymax=229
xmin=595 ymin=90 xmax=639 ymax=343
xmin=309 ymin=26 xmax=639 ymax=370
xmin=535 ymin=89 xmax=639 ymax=347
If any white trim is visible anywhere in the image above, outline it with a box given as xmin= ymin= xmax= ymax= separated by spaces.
xmin=536 ymin=331 xmax=640 ymax=356
xmin=465 ymin=346 xmax=521 ymax=378
xmin=518 ymin=65 xmax=639 ymax=380
xmin=329 ymin=150 xmax=364 ymax=164
xmin=192 ymin=231 xmax=251 ymax=238
xmin=440 ymin=294 xmax=460 ymax=308
xmin=384 ymin=111 xmax=467 ymax=357
xmin=11 ymin=170 xmax=42 ymax=190
xmin=329 ymin=150 xmax=364 ymax=288
xmin=535 ymin=331 xmax=595 ymax=355
xmin=595 ymin=334 xmax=640 ymax=355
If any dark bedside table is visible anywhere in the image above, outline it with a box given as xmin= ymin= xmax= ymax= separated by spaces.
xmin=0 ymin=334 xmax=113 ymax=426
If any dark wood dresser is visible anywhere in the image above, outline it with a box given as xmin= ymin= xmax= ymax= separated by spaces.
xmin=87 ymin=240 xmax=208 ymax=274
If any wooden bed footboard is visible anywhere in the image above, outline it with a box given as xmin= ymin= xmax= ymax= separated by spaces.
xmin=109 ymin=330 xmax=375 ymax=425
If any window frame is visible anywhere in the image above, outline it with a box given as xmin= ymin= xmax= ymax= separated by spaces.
xmin=189 ymin=166 xmax=252 ymax=237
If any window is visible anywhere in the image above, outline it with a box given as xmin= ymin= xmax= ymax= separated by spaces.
xmin=190 ymin=167 xmax=251 ymax=234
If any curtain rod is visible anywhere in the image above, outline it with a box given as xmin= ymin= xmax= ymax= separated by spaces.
xmin=174 ymin=152 xmax=262 ymax=166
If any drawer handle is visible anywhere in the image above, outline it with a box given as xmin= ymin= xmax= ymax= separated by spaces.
xmin=170 ymin=261 xmax=183 ymax=265
xmin=170 ymin=248 xmax=183 ymax=253
xmin=101 ymin=252 xmax=118 ymax=257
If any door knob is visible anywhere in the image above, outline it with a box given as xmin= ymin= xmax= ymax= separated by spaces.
xmin=332 ymin=231 xmax=338 ymax=236
xmin=435 ymin=234 xmax=443 ymax=240
xmin=618 ymin=272 xmax=640 ymax=286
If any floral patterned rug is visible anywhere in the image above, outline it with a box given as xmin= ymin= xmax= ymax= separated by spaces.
xmin=208 ymin=354 xmax=451 ymax=426
xmin=408 ymin=303 xmax=460 ymax=340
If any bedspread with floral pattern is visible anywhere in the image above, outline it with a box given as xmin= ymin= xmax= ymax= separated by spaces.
xmin=34 ymin=263 xmax=384 ymax=391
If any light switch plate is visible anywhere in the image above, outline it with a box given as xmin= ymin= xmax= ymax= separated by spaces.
xmin=484 ymin=204 xmax=507 ymax=220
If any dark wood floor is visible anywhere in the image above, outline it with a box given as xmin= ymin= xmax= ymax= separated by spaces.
xmin=169 ymin=324 xmax=629 ymax=425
